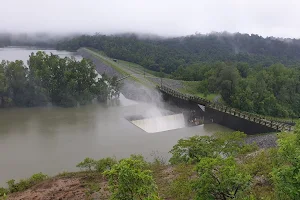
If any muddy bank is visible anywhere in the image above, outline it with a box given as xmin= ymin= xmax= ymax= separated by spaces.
xmin=6 ymin=165 xmax=176 ymax=200
xmin=7 ymin=173 xmax=109 ymax=200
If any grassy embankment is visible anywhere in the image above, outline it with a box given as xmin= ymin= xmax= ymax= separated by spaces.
xmin=85 ymin=48 xmax=219 ymax=101
xmin=84 ymin=48 xmax=155 ymax=88
xmin=179 ymin=81 xmax=219 ymax=101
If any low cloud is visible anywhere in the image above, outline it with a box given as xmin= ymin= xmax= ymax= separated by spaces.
xmin=1 ymin=0 xmax=300 ymax=38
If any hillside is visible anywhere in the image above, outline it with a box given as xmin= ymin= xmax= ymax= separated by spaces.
xmin=57 ymin=32 xmax=300 ymax=73
xmin=57 ymin=33 xmax=300 ymax=119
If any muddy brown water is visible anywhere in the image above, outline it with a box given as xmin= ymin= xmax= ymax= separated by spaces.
xmin=0 ymin=47 xmax=231 ymax=186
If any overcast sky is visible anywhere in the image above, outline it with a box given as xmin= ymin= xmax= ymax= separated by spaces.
xmin=1 ymin=0 xmax=300 ymax=38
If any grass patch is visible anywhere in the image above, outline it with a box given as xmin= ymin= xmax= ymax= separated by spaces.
xmin=180 ymin=81 xmax=219 ymax=101
xmin=85 ymin=48 xmax=130 ymax=76
xmin=118 ymin=60 xmax=171 ymax=78
xmin=84 ymin=48 xmax=153 ymax=88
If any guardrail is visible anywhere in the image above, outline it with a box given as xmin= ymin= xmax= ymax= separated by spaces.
xmin=157 ymin=85 xmax=294 ymax=132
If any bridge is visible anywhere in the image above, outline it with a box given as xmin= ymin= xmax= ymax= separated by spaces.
xmin=157 ymin=85 xmax=294 ymax=132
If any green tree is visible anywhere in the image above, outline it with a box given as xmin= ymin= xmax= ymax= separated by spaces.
xmin=1 ymin=51 xmax=117 ymax=108
xmin=95 ymin=157 xmax=117 ymax=173
xmin=169 ymin=136 xmax=217 ymax=164
xmin=104 ymin=156 xmax=160 ymax=200
xmin=272 ymin=122 xmax=300 ymax=199
xmin=194 ymin=157 xmax=251 ymax=200
xmin=169 ymin=132 xmax=253 ymax=165
xmin=4 ymin=60 xmax=28 ymax=106
xmin=218 ymin=66 xmax=240 ymax=103
xmin=76 ymin=157 xmax=96 ymax=171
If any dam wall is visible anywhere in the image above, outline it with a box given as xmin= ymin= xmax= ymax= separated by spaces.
xmin=160 ymin=91 xmax=277 ymax=134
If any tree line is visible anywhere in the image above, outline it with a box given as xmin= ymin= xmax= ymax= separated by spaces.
xmin=172 ymin=61 xmax=300 ymax=118
xmin=56 ymin=32 xmax=300 ymax=73
xmin=0 ymin=51 xmax=119 ymax=108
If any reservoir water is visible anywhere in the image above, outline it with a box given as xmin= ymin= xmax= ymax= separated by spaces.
xmin=0 ymin=47 xmax=231 ymax=186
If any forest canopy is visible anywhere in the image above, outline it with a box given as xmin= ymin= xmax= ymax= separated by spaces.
xmin=172 ymin=62 xmax=300 ymax=118
xmin=0 ymin=52 xmax=118 ymax=108
xmin=56 ymin=32 xmax=300 ymax=73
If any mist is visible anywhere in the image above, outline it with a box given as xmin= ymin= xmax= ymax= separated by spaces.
xmin=1 ymin=0 xmax=300 ymax=39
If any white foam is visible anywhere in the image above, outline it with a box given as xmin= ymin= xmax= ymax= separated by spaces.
xmin=131 ymin=113 xmax=185 ymax=133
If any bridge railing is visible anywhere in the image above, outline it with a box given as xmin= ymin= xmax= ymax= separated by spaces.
xmin=157 ymin=85 xmax=294 ymax=132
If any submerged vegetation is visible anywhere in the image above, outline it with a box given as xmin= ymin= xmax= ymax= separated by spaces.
xmin=2 ymin=124 xmax=300 ymax=199
xmin=0 ymin=51 xmax=119 ymax=108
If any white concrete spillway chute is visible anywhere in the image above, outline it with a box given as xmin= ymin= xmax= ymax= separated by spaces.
xmin=131 ymin=113 xmax=185 ymax=133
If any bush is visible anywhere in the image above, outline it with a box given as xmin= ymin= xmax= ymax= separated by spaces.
xmin=169 ymin=131 xmax=255 ymax=165
xmin=76 ymin=157 xmax=118 ymax=173
xmin=272 ymin=122 xmax=300 ymax=199
xmin=0 ymin=187 xmax=8 ymax=197
xmin=169 ymin=135 xmax=217 ymax=164
xmin=193 ymin=157 xmax=251 ymax=199
xmin=76 ymin=157 xmax=96 ymax=171
xmin=169 ymin=164 xmax=195 ymax=200
xmin=104 ymin=155 xmax=160 ymax=200
xmin=7 ymin=173 xmax=48 ymax=193
xmin=95 ymin=157 xmax=117 ymax=173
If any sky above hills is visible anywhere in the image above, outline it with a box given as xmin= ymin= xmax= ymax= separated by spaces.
xmin=1 ymin=0 xmax=299 ymax=38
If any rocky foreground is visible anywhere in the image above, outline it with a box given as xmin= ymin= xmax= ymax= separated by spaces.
xmin=6 ymin=166 xmax=176 ymax=200
xmin=245 ymin=133 xmax=277 ymax=148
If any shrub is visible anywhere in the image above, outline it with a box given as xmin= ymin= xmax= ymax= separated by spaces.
xmin=76 ymin=157 xmax=96 ymax=171
xmin=169 ymin=135 xmax=217 ymax=164
xmin=272 ymin=122 xmax=300 ymax=199
xmin=104 ymin=155 xmax=160 ymax=200
xmin=95 ymin=157 xmax=117 ymax=173
xmin=7 ymin=173 xmax=48 ymax=193
xmin=169 ymin=131 xmax=254 ymax=165
xmin=169 ymin=164 xmax=195 ymax=200
xmin=193 ymin=157 xmax=251 ymax=199
xmin=0 ymin=187 xmax=8 ymax=197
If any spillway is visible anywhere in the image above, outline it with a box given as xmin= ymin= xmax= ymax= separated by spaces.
xmin=131 ymin=113 xmax=186 ymax=133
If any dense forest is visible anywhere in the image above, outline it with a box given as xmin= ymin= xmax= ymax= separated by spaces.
xmin=173 ymin=62 xmax=300 ymax=118
xmin=57 ymin=33 xmax=300 ymax=118
xmin=0 ymin=52 xmax=119 ymax=108
xmin=57 ymin=33 xmax=300 ymax=73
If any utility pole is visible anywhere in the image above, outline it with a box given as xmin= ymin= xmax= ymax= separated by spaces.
xmin=160 ymin=67 xmax=163 ymax=87
xmin=144 ymin=68 xmax=145 ymax=78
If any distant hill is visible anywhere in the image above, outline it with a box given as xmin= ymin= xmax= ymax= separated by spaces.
xmin=57 ymin=32 xmax=300 ymax=73
xmin=0 ymin=32 xmax=80 ymax=48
